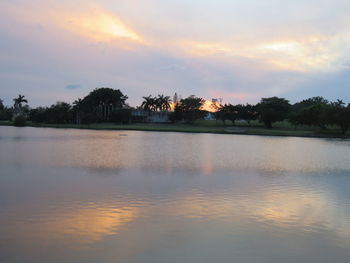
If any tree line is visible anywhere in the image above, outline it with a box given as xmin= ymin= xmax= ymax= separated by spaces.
xmin=0 ymin=87 xmax=349 ymax=133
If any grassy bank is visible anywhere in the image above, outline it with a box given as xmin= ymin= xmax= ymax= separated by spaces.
xmin=0 ymin=120 xmax=349 ymax=139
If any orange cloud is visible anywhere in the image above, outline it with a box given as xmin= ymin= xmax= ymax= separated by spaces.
xmin=52 ymin=8 xmax=144 ymax=44
xmin=1 ymin=2 xmax=144 ymax=45
xmin=178 ymin=36 xmax=338 ymax=72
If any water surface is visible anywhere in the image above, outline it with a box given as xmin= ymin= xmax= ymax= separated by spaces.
xmin=1 ymin=126 xmax=350 ymax=263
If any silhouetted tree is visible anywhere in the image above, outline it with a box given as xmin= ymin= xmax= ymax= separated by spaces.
xmin=141 ymin=94 xmax=172 ymax=112
xmin=72 ymin=98 xmax=83 ymax=124
xmin=47 ymin=102 xmax=73 ymax=124
xmin=29 ymin=107 xmax=49 ymax=123
xmin=174 ymin=95 xmax=205 ymax=123
xmin=141 ymin=95 xmax=156 ymax=112
xmin=290 ymin=103 xmax=332 ymax=130
xmin=289 ymin=97 xmax=331 ymax=129
xmin=78 ymin=88 xmax=128 ymax=123
xmin=13 ymin=94 xmax=28 ymax=114
xmin=29 ymin=102 xmax=73 ymax=124
xmin=0 ymin=99 xmax=13 ymax=121
xmin=240 ymin=104 xmax=258 ymax=125
xmin=257 ymin=97 xmax=291 ymax=128
xmin=292 ymin=96 xmax=328 ymax=112
xmin=110 ymin=109 xmax=132 ymax=124
xmin=0 ymin=99 xmax=4 ymax=111
xmin=156 ymin=95 xmax=172 ymax=111
xmin=329 ymin=100 xmax=350 ymax=134
xmin=218 ymin=104 xmax=238 ymax=125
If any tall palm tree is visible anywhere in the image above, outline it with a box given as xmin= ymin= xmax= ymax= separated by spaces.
xmin=73 ymin=98 xmax=82 ymax=108
xmin=157 ymin=95 xmax=172 ymax=111
xmin=13 ymin=94 xmax=28 ymax=113
xmin=72 ymin=98 xmax=83 ymax=124
xmin=141 ymin=95 xmax=156 ymax=111
xmin=141 ymin=94 xmax=172 ymax=112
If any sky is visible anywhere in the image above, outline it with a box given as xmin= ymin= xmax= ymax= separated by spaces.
xmin=1 ymin=0 xmax=350 ymax=107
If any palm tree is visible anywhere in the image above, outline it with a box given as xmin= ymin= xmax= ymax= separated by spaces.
xmin=141 ymin=95 xmax=156 ymax=112
xmin=157 ymin=95 xmax=172 ymax=111
xmin=154 ymin=96 xmax=161 ymax=111
xmin=73 ymin=98 xmax=82 ymax=108
xmin=72 ymin=98 xmax=83 ymax=124
xmin=13 ymin=94 xmax=28 ymax=113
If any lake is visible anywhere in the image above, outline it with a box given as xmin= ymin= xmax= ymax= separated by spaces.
xmin=1 ymin=126 xmax=350 ymax=263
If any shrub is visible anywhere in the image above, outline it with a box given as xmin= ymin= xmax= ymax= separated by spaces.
xmin=13 ymin=115 xmax=27 ymax=127
xmin=0 ymin=108 xmax=13 ymax=121
xmin=110 ymin=109 xmax=132 ymax=124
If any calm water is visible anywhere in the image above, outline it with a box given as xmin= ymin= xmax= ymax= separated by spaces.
xmin=1 ymin=126 xmax=350 ymax=263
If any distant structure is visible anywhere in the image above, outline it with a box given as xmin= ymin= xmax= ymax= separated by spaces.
xmin=132 ymin=110 xmax=170 ymax=123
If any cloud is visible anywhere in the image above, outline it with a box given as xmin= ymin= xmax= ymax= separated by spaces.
xmin=65 ymin=84 xmax=82 ymax=90
xmin=1 ymin=0 xmax=350 ymax=106
xmin=51 ymin=8 xmax=145 ymax=45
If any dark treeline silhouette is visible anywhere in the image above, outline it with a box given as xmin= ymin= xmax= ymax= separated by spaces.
xmin=170 ymin=95 xmax=206 ymax=123
xmin=141 ymin=94 xmax=172 ymax=112
xmin=289 ymin=97 xmax=350 ymax=134
xmin=73 ymin=88 xmax=128 ymax=123
xmin=215 ymin=103 xmax=258 ymax=126
xmin=1 ymin=88 xmax=349 ymax=133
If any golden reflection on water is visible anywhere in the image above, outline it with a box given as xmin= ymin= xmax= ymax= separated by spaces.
xmin=1 ymin=127 xmax=350 ymax=262
xmin=4 ymin=204 xmax=139 ymax=246
xmin=2 ymin=176 xmax=350 ymax=260
xmin=165 ymin=187 xmax=350 ymax=246
xmin=253 ymin=190 xmax=328 ymax=227
xmin=252 ymin=189 xmax=350 ymax=248
xmin=48 ymin=206 xmax=137 ymax=244
xmin=2 ymin=128 xmax=350 ymax=174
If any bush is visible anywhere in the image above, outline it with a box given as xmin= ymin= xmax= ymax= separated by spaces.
xmin=0 ymin=108 xmax=13 ymax=121
xmin=169 ymin=108 xmax=183 ymax=123
xmin=110 ymin=109 xmax=132 ymax=124
xmin=13 ymin=115 xmax=27 ymax=127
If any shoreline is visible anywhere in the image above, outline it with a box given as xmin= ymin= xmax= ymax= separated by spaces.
xmin=1 ymin=121 xmax=349 ymax=140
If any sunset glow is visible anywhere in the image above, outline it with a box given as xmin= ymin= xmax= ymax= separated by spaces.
xmin=2 ymin=2 xmax=350 ymax=262
xmin=55 ymin=10 xmax=143 ymax=43
xmin=1 ymin=0 xmax=349 ymax=106
xmin=201 ymin=100 xmax=221 ymax=112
